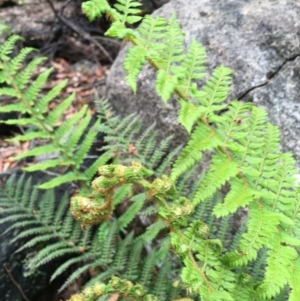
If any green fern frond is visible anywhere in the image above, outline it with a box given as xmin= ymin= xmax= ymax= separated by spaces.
xmin=7 ymin=47 xmax=37 ymax=76
xmin=113 ymin=184 xmax=133 ymax=206
xmin=178 ymin=100 xmax=206 ymax=133
xmin=118 ymin=193 xmax=146 ymax=230
xmin=122 ymin=16 xmax=166 ymax=91
xmin=82 ymin=0 xmax=111 ymax=22
xmin=100 ymin=221 xmax=118 ymax=263
xmin=124 ymin=46 xmax=146 ymax=92
xmin=0 ymin=33 xmax=23 ymax=61
xmin=13 ymin=56 xmax=46 ymax=89
xmin=213 ymin=178 xmax=255 ymax=217
xmin=121 ymin=242 xmax=143 ymax=282
xmin=135 ymin=219 xmax=167 ymax=243
xmin=258 ymin=239 xmax=297 ymax=299
xmin=154 ymin=145 xmax=181 ymax=177
xmin=113 ymin=232 xmax=134 ymax=271
xmin=113 ymin=0 xmax=142 ymax=24
xmin=0 ymin=29 xmax=114 ymax=189
xmin=250 ymin=247 xmax=267 ymax=283
xmin=216 ymin=100 xmax=252 ymax=147
xmin=194 ymin=66 xmax=232 ymax=116
xmin=154 ymin=14 xmax=185 ymax=102
xmin=37 ymin=172 xmax=85 ymax=189
xmin=193 ymin=153 xmax=239 ymax=205
xmin=0 ymin=175 xmax=93 ymax=277
xmin=151 ymin=258 xmax=172 ymax=298
xmin=139 ymin=251 xmax=157 ymax=287
xmin=50 ymin=253 xmax=92 ymax=283
xmin=59 ymin=262 xmax=101 ymax=293
xmin=289 ymin=257 xmax=300 ymax=301
xmin=178 ymin=39 xmax=207 ymax=95
xmin=137 ymin=15 xmax=166 ymax=48
xmin=65 ymin=113 xmax=92 ymax=155
xmin=171 ymin=123 xmax=223 ymax=180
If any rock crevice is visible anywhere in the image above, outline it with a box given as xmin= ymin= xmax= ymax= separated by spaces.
xmin=238 ymin=53 xmax=300 ymax=100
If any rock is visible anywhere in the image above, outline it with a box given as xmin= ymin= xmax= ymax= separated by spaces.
xmin=105 ymin=0 xmax=300 ymax=166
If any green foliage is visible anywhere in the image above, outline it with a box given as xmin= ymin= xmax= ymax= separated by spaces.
xmin=0 ymin=174 xmax=90 ymax=276
xmin=2 ymin=0 xmax=300 ymax=300
xmin=79 ymin=1 xmax=300 ymax=300
xmin=0 ymin=94 xmax=180 ymax=293
xmin=0 ymin=27 xmax=111 ymax=189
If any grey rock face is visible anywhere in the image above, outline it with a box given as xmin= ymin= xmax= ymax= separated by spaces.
xmin=106 ymin=0 xmax=300 ymax=165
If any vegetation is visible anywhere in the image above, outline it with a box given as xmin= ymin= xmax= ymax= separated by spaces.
xmin=1 ymin=0 xmax=300 ymax=300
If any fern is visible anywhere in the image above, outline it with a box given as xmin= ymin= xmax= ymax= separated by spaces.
xmin=78 ymin=2 xmax=300 ymax=300
xmin=171 ymin=123 xmax=223 ymax=180
xmin=96 ymin=98 xmax=181 ymax=175
xmin=2 ymin=1 xmax=300 ymax=300
xmin=0 ymin=30 xmax=111 ymax=189
xmin=0 ymin=175 xmax=92 ymax=277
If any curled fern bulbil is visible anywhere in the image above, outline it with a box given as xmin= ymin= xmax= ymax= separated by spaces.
xmin=70 ymin=195 xmax=113 ymax=227
xmin=70 ymin=162 xmax=177 ymax=227
xmin=69 ymin=276 xmax=159 ymax=301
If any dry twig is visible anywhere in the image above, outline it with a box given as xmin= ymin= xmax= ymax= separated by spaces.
xmin=3 ymin=263 xmax=30 ymax=301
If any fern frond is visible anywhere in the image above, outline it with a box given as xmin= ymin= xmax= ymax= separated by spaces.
xmin=137 ymin=15 xmax=166 ymax=48
xmin=178 ymin=39 xmax=207 ymax=95
xmin=289 ymin=257 xmax=300 ymax=301
xmin=123 ymin=46 xmax=146 ymax=92
xmin=6 ymin=47 xmax=36 ymax=76
xmin=123 ymin=241 xmax=143 ymax=280
xmin=113 ymin=0 xmax=142 ymax=24
xmin=82 ymin=0 xmax=111 ymax=22
xmin=151 ymin=257 xmax=172 ymax=298
xmin=0 ymin=33 xmax=23 ymax=61
xmin=0 ymin=175 xmax=94 ymax=278
xmin=154 ymin=14 xmax=185 ymax=102
xmin=59 ymin=261 xmax=101 ymax=293
xmin=123 ymin=17 xmax=167 ymax=91
xmin=258 ymin=238 xmax=297 ymax=299
xmin=178 ymin=99 xmax=206 ymax=133
xmin=112 ymin=184 xmax=132 ymax=206
xmin=193 ymin=66 xmax=232 ymax=119
xmin=155 ymin=145 xmax=181 ymax=177
xmin=23 ymin=68 xmax=53 ymax=105
xmin=0 ymin=29 xmax=112 ymax=189
xmin=135 ymin=219 xmax=167 ymax=243
xmin=84 ymin=150 xmax=114 ymax=180
xmin=193 ymin=152 xmax=239 ymax=205
xmin=118 ymin=193 xmax=146 ymax=230
xmin=216 ymin=100 xmax=252 ymax=147
xmin=113 ymin=232 xmax=134 ymax=271
xmin=171 ymin=123 xmax=223 ymax=180
xmin=213 ymin=178 xmax=255 ymax=217
xmin=13 ymin=57 xmax=46 ymax=89
xmin=50 ymin=253 xmax=92 ymax=282
xmin=100 ymin=221 xmax=118 ymax=264
xmin=139 ymin=251 xmax=157 ymax=286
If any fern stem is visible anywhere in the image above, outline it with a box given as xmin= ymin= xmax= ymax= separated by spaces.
xmin=188 ymin=250 xmax=213 ymax=292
